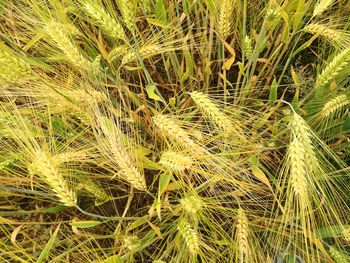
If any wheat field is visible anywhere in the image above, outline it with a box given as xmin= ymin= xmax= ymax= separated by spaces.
xmin=0 ymin=0 xmax=350 ymax=262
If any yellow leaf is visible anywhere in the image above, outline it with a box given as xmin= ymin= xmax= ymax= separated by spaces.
xmin=222 ymin=55 xmax=235 ymax=70
xmin=251 ymin=165 xmax=271 ymax=188
xmin=147 ymin=221 xmax=163 ymax=239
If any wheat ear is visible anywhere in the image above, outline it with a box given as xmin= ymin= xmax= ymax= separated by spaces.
xmin=315 ymin=47 xmax=350 ymax=90
xmin=313 ymin=0 xmax=334 ymax=17
xmin=83 ymin=180 xmax=109 ymax=202
xmin=29 ymin=151 xmax=77 ymax=207
xmin=141 ymin=0 xmax=152 ymax=14
xmin=46 ymin=22 xmax=92 ymax=71
xmin=109 ymin=45 xmax=129 ymax=62
xmin=159 ymin=151 xmax=193 ymax=172
xmin=111 ymin=136 xmax=146 ymax=190
xmin=83 ymin=1 xmax=125 ymax=40
xmin=242 ymin=35 xmax=253 ymax=59
xmin=288 ymin=137 xmax=309 ymax=201
xmin=124 ymin=235 xmax=140 ymax=251
xmin=320 ymin=94 xmax=350 ymax=119
xmin=190 ymin=91 xmax=236 ymax=133
xmin=99 ymin=118 xmax=146 ymax=190
xmin=0 ymin=47 xmax=31 ymax=83
xmin=122 ymin=44 xmax=162 ymax=64
xmin=177 ymin=220 xmax=200 ymax=255
xmin=329 ymin=246 xmax=350 ymax=263
xmin=304 ymin=23 xmax=343 ymax=47
xmin=236 ymin=208 xmax=248 ymax=263
xmin=180 ymin=195 xmax=203 ymax=215
xmin=153 ymin=114 xmax=198 ymax=150
xmin=119 ymin=0 xmax=137 ymax=30
xmin=290 ymin=113 xmax=318 ymax=172
xmin=342 ymin=227 xmax=350 ymax=243
xmin=216 ymin=0 xmax=234 ymax=40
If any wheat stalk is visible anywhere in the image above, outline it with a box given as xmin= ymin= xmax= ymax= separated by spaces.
xmin=153 ymin=114 xmax=198 ymax=150
xmin=190 ymin=91 xmax=236 ymax=133
xmin=29 ymin=151 xmax=77 ymax=207
xmin=122 ymin=44 xmax=162 ymax=64
xmin=177 ymin=219 xmax=200 ymax=255
xmin=46 ymin=22 xmax=93 ymax=71
xmin=216 ymin=0 xmax=234 ymax=40
xmin=83 ymin=1 xmax=125 ymax=40
xmin=315 ymin=47 xmax=350 ymax=90
xmin=180 ymin=195 xmax=203 ymax=215
xmin=329 ymin=246 xmax=350 ymax=263
xmin=320 ymin=94 xmax=350 ymax=119
xmin=236 ymin=208 xmax=248 ymax=263
xmin=159 ymin=151 xmax=193 ymax=172
xmin=0 ymin=47 xmax=31 ymax=83
xmin=313 ymin=0 xmax=334 ymax=17
xmin=304 ymin=23 xmax=344 ymax=47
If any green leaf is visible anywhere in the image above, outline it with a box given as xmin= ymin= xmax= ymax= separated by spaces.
xmin=146 ymin=84 xmax=161 ymax=101
xmin=103 ymin=255 xmax=122 ymax=263
xmin=70 ymin=220 xmax=102 ymax=229
xmin=37 ymin=224 xmax=60 ymax=263
xmin=343 ymin=116 xmax=350 ymax=132
xmin=158 ymin=173 xmax=172 ymax=196
xmin=269 ymin=78 xmax=278 ymax=103
xmin=43 ymin=205 xmax=66 ymax=214
xmin=155 ymin=0 xmax=166 ymax=22
xmin=146 ymin=18 xmax=175 ymax=29
xmin=316 ymin=225 xmax=350 ymax=239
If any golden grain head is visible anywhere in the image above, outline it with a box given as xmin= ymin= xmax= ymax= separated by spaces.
xmin=177 ymin=220 xmax=200 ymax=255
xmin=159 ymin=151 xmax=193 ymax=172
xmin=180 ymin=195 xmax=203 ymax=215
xmin=321 ymin=94 xmax=349 ymax=119
xmin=288 ymin=138 xmax=308 ymax=201
xmin=29 ymin=151 xmax=77 ymax=207
xmin=190 ymin=91 xmax=235 ymax=133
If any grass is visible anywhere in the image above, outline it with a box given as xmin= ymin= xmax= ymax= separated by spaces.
xmin=0 ymin=0 xmax=350 ymax=262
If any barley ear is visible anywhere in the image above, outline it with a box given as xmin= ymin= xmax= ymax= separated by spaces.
xmin=45 ymin=21 xmax=93 ymax=71
xmin=303 ymin=23 xmax=343 ymax=47
xmin=288 ymin=137 xmax=309 ymax=202
xmin=122 ymin=44 xmax=162 ymax=64
xmin=177 ymin=219 xmax=200 ymax=255
xmin=313 ymin=0 xmax=334 ymax=17
xmin=236 ymin=208 xmax=249 ymax=263
xmin=119 ymin=0 xmax=137 ymax=30
xmin=180 ymin=195 xmax=203 ymax=215
xmin=216 ymin=0 xmax=234 ymax=40
xmin=329 ymin=246 xmax=350 ymax=263
xmin=83 ymin=1 xmax=125 ymax=40
xmin=242 ymin=35 xmax=253 ymax=59
xmin=320 ymin=94 xmax=350 ymax=119
xmin=315 ymin=47 xmax=350 ymax=90
xmin=153 ymin=114 xmax=198 ymax=150
xmin=190 ymin=91 xmax=237 ymax=134
xmin=29 ymin=151 xmax=77 ymax=207
xmin=159 ymin=151 xmax=193 ymax=172
xmin=0 ymin=46 xmax=31 ymax=84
